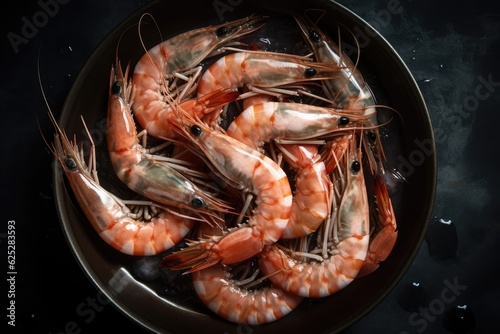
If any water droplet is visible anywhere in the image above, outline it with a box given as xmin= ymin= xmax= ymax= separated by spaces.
xmin=425 ymin=217 xmax=458 ymax=261
xmin=59 ymin=45 xmax=73 ymax=54
xmin=398 ymin=281 xmax=429 ymax=312
xmin=442 ymin=304 xmax=475 ymax=333
xmin=418 ymin=78 xmax=433 ymax=84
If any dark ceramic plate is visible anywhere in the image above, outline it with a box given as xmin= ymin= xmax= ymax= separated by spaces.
xmin=53 ymin=0 xmax=436 ymax=333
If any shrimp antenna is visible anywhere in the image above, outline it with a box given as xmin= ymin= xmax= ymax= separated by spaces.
xmin=114 ymin=16 xmax=140 ymax=65
xmin=303 ymin=8 xmax=327 ymax=26
xmin=36 ymin=41 xmax=68 ymax=165
xmin=137 ymin=12 xmax=164 ymax=76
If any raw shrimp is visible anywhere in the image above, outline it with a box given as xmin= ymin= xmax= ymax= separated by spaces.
xmin=225 ymin=101 xmax=374 ymax=150
xmin=278 ymin=144 xmax=331 ymax=239
xmin=294 ymin=14 xmax=386 ymax=174
xmin=45 ymin=111 xmax=195 ymax=256
xmin=193 ymin=263 xmax=302 ymax=324
xmin=191 ymin=223 xmax=303 ymax=325
xmin=131 ymin=15 xmax=267 ymax=139
xmin=161 ymin=109 xmax=293 ymax=272
xmin=357 ymin=175 xmax=398 ymax=278
xmin=231 ymin=95 xmax=331 ymax=239
xmin=196 ymin=50 xmax=345 ymax=99
xmin=258 ymin=134 xmax=370 ymax=298
xmin=107 ymin=61 xmax=231 ymax=221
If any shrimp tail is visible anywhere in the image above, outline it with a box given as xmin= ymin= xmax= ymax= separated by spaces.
xmin=197 ymin=88 xmax=240 ymax=109
xmin=161 ymin=242 xmax=220 ymax=273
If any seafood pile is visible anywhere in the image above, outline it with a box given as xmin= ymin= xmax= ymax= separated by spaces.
xmin=48 ymin=12 xmax=401 ymax=326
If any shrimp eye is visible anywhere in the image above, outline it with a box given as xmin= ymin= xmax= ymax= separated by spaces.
xmin=304 ymin=68 xmax=317 ymax=77
xmin=216 ymin=26 xmax=229 ymax=37
xmin=65 ymin=157 xmax=77 ymax=170
xmin=338 ymin=116 xmax=350 ymax=126
xmin=191 ymin=196 xmax=206 ymax=208
xmin=309 ymin=29 xmax=320 ymax=42
xmin=190 ymin=125 xmax=203 ymax=137
xmin=350 ymin=160 xmax=361 ymax=174
xmin=368 ymin=130 xmax=377 ymax=142
xmin=112 ymin=81 xmax=122 ymax=95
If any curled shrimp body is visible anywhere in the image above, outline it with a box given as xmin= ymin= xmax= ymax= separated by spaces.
xmin=131 ymin=15 xmax=266 ymax=139
xmin=196 ymin=50 xmax=343 ymax=98
xmin=107 ymin=62 xmax=230 ymax=219
xmin=258 ymin=135 xmax=370 ymax=298
xmin=191 ymin=223 xmax=303 ymax=325
xmin=226 ymin=101 xmax=373 ymax=149
xmin=193 ymin=264 xmax=303 ymax=324
xmin=231 ymin=94 xmax=331 ymax=239
xmin=161 ymin=111 xmax=293 ymax=272
xmin=47 ymin=113 xmax=195 ymax=256
xmin=278 ymin=144 xmax=331 ymax=239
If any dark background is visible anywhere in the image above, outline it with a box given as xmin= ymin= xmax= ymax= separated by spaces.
xmin=1 ymin=0 xmax=499 ymax=333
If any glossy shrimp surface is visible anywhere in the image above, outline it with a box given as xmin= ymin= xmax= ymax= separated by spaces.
xmin=131 ymin=15 xmax=266 ymax=139
xmin=191 ymin=223 xmax=303 ymax=325
xmin=229 ymin=95 xmax=331 ymax=239
xmin=107 ymin=61 xmax=230 ymax=219
xmin=196 ymin=50 xmax=344 ymax=97
xmin=258 ymin=134 xmax=370 ymax=297
xmin=278 ymin=144 xmax=331 ymax=239
xmin=294 ymin=14 xmax=386 ymax=174
xmin=47 ymin=113 xmax=194 ymax=256
xmin=193 ymin=264 xmax=303 ymax=325
xmin=161 ymin=110 xmax=293 ymax=272
xmin=226 ymin=101 xmax=373 ymax=150
xmin=357 ymin=175 xmax=398 ymax=277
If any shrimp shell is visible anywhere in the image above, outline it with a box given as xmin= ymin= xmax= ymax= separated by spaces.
xmin=131 ymin=15 xmax=267 ymax=139
xmin=161 ymin=110 xmax=293 ymax=272
xmin=196 ymin=50 xmax=345 ymax=97
xmin=258 ymin=134 xmax=370 ymax=297
xmin=107 ymin=60 xmax=231 ymax=219
xmin=226 ymin=101 xmax=374 ymax=150
xmin=47 ymin=113 xmax=194 ymax=256
xmin=192 ymin=264 xmax=303 ymax=325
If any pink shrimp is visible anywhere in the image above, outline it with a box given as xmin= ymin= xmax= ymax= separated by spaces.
xmin=196 ymin=50 xmax=345 ymax=103
xmin=191 ymin=222 xmax=303 ymax=325
xmin=277 ymin=144 xmax=331 ymax=239
xmin=357 ymin=175 xmax=398 ymax=278
xmin=193 ymin=263 xmax=303 ymax=324
xmin=44 ymin=110 xmax=195 ymax=256
xmin=294 ymin=14 xmax=387 ymax=175
xmin=258 ymin=134 xmax=370 ymax=297
xmin=225 ymin=101 xmax=374 ymax=150
xmin=107 ymin=60 xmax=231 ymax=222
xmin=231 ymin=95 xmax=331 ymax=239
xmin=131 ymin=15 xmax=266 ymax=139
xmin=160 ymin=109 xmax=293 ymax=272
